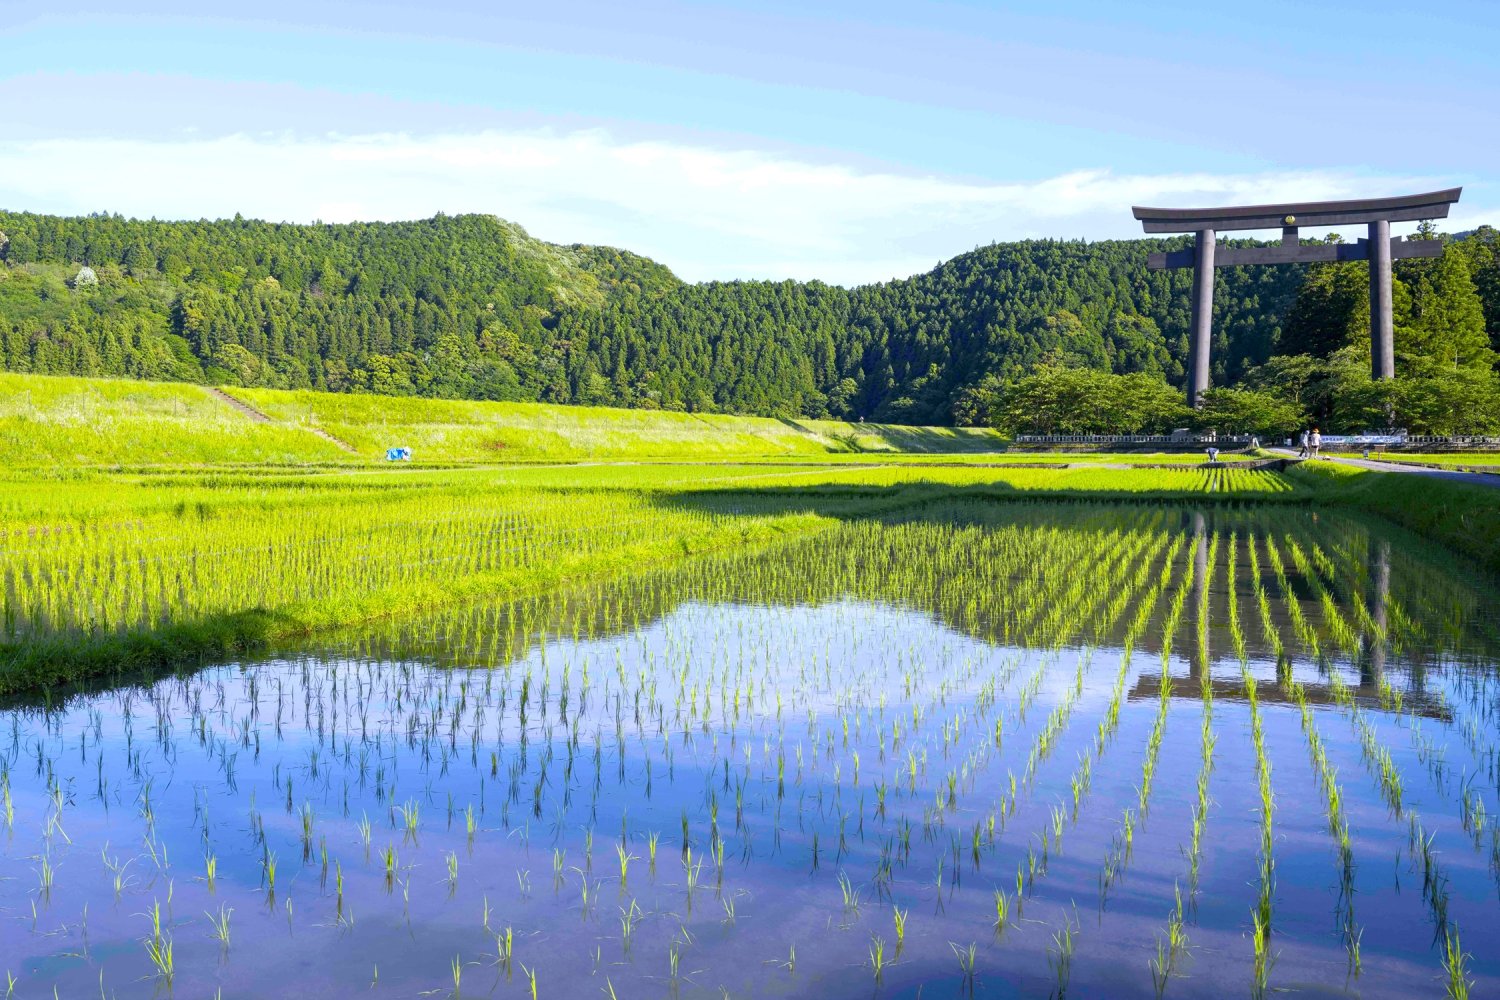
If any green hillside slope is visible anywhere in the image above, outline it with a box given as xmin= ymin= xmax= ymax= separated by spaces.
xmin=2 ymin=211 xmax=1495 ymax=425
xmin=1 ymin=371 xmax=1011 ymax=466
xmin=1 ymin=372 xmax=349 ymax=465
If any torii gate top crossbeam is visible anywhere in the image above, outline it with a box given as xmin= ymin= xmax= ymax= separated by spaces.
xmin=1132 ymin=187 xmax=1461 ymax=234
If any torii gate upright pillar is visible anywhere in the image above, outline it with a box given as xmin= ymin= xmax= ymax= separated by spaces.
xmin=1187 ymin=229 xmax=1215 ymax=404
xmin=1135 ymin=188 xmax=1461 ymax=408
xmin=1369 ymin=218 xmax=1395 ymax=379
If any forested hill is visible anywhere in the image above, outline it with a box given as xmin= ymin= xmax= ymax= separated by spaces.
xmin=2 ymin=210 xmax=1496 ymax=424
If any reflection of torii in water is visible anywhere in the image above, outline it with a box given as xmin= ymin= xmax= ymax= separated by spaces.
xmin=1132 ymin=523 xmax=1449 ymax=719
xmin=1359 ymin=539 xmax=1390 ymax=692
xmin=1356 ymin=537 xmax=1429 ymax=697
xmin=1130 ymin=672 xmax=1448 ymax=720
xmin=1191 ymin=510 xmax=1208 ymax=684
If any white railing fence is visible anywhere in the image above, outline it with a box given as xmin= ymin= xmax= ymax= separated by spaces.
xmin=1014 ymin=434 xmax=1252 ymax=445
xmin=1013 ymin=433 xmax=1500 ymax=450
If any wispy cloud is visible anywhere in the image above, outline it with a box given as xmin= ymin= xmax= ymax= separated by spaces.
xmin=0 ymin=130 xmax=1463 ymax=285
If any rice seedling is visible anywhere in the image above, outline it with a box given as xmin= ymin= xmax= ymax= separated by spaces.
xmin=615 ymin=842 xmax=636 ymax=888
xmin=993 ymin=888 xmax=1012 ymax=933
xmin=1050 ymin=916 xmax=1077 ymax=997
xmin=1444 ymin=924 xmax=1472 ymax=999
xmin=396 ymin=799 xmax=421 ymax=842
xmin=837 ymin=871 xmax=861 ymax=914
xmin=947 ymin=940 xmax=978 ymax=994
xmin=141 ymin=901 xmax=175 ymax=986
xmin=1250 ymin=909 xmax=1273 ymax=1000
xmin=206 ymin=904 xmax=232 ymax=949
xmin=497 ymin=926 xmax=514 ymax=971
xmin=869 ymin=936 xmax=888 ymax=982
xmin=35 ymin=850 xmax=55 ymax=896
xmin=1147 ymin=884 xmax=1188 ymax=991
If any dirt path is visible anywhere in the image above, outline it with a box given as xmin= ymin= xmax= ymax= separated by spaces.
xmin=207 ymin=386 xmax=272 ymax=422
xmin=208 ymin=386 xmax=360 ymax=454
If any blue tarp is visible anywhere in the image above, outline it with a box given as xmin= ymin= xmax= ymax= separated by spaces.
xmin=386 ymin=447 xmax=412 ymax=461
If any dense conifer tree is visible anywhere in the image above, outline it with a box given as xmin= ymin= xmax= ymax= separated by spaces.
xmin=1 ymin=210 xmax=1496 ymax=427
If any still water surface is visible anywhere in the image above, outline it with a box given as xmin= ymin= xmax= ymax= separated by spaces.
xmin=2 ymin=504 xmax=1497 ymax=997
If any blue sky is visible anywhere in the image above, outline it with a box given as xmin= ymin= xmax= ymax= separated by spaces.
xmin=2 ymin=0 xmax=1495 ymax=283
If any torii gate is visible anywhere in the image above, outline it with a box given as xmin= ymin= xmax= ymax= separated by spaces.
xmin=1132 ymin=188 xmax=1462 ymax=406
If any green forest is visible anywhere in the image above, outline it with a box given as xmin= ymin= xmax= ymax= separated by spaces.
xmin=2 ymin=209 xmax=1497 ymax=432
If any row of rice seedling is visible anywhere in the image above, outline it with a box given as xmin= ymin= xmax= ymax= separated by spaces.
xmin=1 ymin=500 xmax=1497 ymax=996
xmin=2 ymin=454 xmax=1329 ymax=697
xmin=0 ymin=507 xmax=1130 ymax=990
xmin=1146 ymin=531 xmax=1222 ymax=996
xmin=989 ymin=514 xmax=1494 ymax=998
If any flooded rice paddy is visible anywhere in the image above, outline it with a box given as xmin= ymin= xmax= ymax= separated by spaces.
xmin=2 ymin=502 xmax=1498 ymax=997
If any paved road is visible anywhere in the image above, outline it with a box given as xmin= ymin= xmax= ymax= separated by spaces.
xmin=1271 ymin=448 xmax=1500 ymax=490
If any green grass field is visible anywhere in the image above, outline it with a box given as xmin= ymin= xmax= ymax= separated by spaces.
xmin=0 ymin=373 xmax=352 ymax=465
xmin=3 ymin=371 xmax=1496 ymax=696
xmin=1325 ymin=450 xmax=1500 ymax=471
xmin=231 ymin=386 xmax=839 ymax=461
xmin=751 ymin=450 xmax=1250 ymax=465
xmin=4 ymin=372 xmax=1025 ymax=465
xmin=3 ymin=371 xmax=1251 ymax=466
xmin=230 ymin=385 xmax=1069 ymax=462
xmin=5 ymin=454 xmax=1495 ymax=695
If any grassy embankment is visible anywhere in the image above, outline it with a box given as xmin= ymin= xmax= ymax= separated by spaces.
xmin=1283 ymin=460 xmax=1500 ymax=576
xmin=1 ymin=372 xmax=353 ymax=465
xmin=4 ymin=372 xmax=998 ymax=466
xmin=237 ymin=386 xmax=1039 ymax=460
xmin=6 ymin=371 xmax=1270 ymax=467
xmin=2 ymin=371 xmax=1017 ymax=465
xmin=1324 ymin=450 xmax=1500 ymax=472
xmin=4 ymin=371 xmax=1244 ymax=466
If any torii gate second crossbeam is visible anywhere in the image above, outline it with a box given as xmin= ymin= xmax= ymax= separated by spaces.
xmin=1132 ymin=188 xmax=1462 ymax=407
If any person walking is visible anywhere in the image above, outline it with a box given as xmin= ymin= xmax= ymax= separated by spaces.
xmin=1309 ymin=427 xmax=1322 ymax=459
xmin=1297 ymin=429 xmax=1309 ymax=458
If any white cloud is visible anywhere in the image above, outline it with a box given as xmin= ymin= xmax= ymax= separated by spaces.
xmin=0 ymin=129 xmax=1466 ymax=285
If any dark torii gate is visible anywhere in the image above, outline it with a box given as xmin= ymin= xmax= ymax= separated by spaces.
xmin=1132 ymin=188 xmax=1462 ymax=406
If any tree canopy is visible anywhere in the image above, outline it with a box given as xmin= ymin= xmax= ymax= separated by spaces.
xmin=2 ymin=210 xmax=1497 ymax=432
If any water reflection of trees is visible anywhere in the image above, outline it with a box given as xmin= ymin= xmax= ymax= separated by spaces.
xmin=328 ymin=502 xmax=1497 ymax=707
